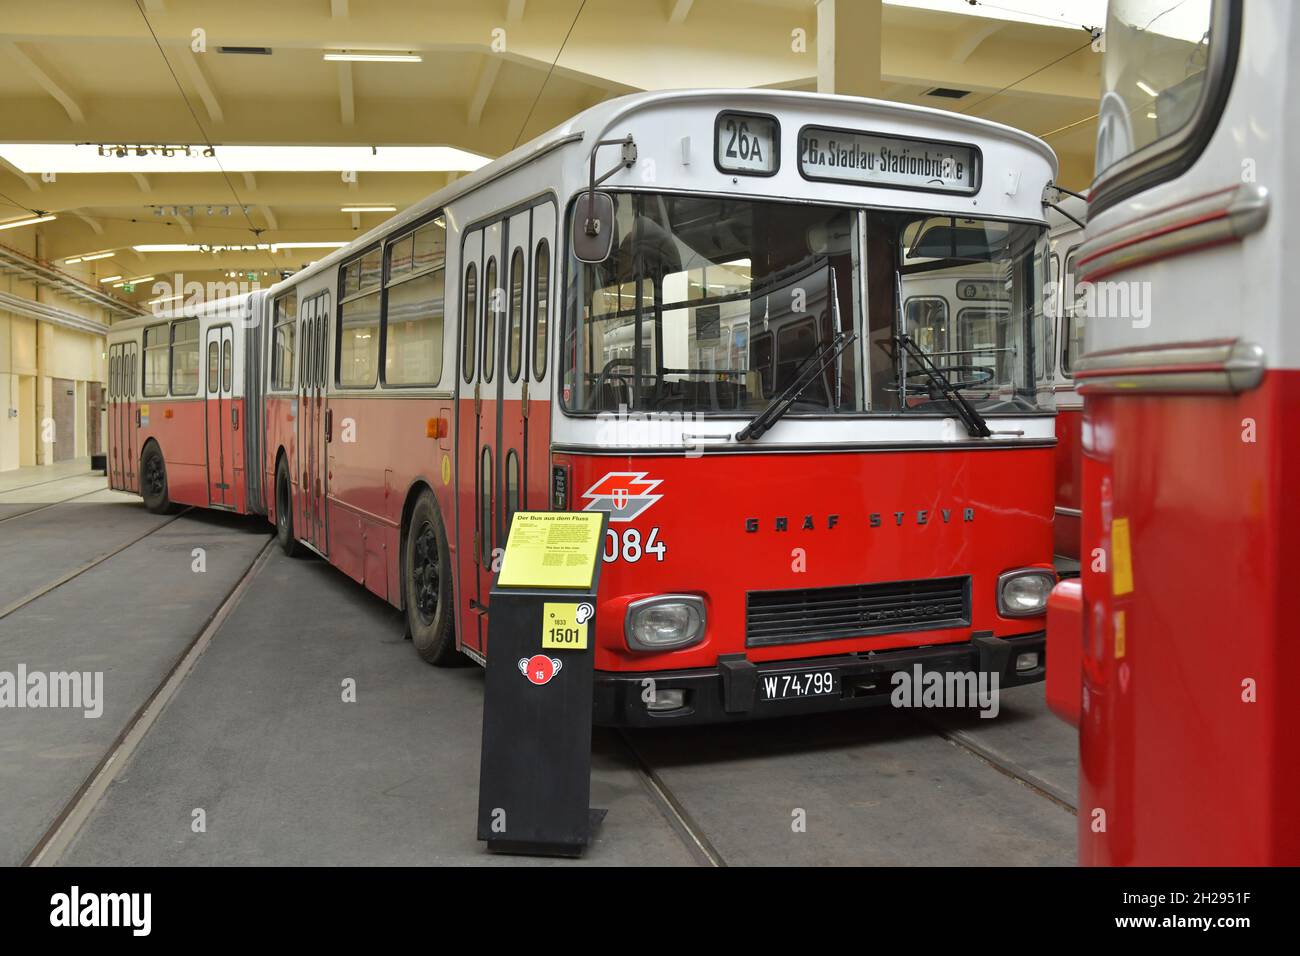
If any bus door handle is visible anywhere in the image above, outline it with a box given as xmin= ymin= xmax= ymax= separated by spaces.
xmin=231 ymin=406 xmax=240 ymax=430
xmin=135 ymin=409 xmax=141 ymax=426
xmin=521 ymin=380 xmax=529 ymax=419
xmin=324 ymin=407 xmax=333 ymax=442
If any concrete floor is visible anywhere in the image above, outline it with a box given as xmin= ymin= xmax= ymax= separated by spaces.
xmin=0 ymin=467 xmax=1079 ymax=866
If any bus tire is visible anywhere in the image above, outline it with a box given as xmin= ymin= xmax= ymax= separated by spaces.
xmin=404 ymin=489 xmax=456 ymax=665
xmin=140 ymin=443 xmax=172 ymax=514
xmin=275 ymin=458 xmax=301 ymax=558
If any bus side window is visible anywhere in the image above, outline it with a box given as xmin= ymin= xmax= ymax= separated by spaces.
xmin=482 ymin=257 xmax=497 ymax=383
xmin=507 ymin=247 xmax=524 ymax=382
xmin=479 ymin=446 xmax=492 ymax=565
xmin=1062 ymin=250 xmax=1084 ymax=376
xmin=505 ymin=449 xmax=519 ymax=529
xmin=461 ymin=262 xmax=478 ymax=383
xmin=532 ymin=240 xmax=549 ymax=380
xmin=208 ymin=340 xmax=219 ymax=393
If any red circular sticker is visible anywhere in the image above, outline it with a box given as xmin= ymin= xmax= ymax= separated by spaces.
xmin=518 ymin=654 xmax=563 ymax=685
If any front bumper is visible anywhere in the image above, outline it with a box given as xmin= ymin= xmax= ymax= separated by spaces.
xmin=593 ymin=631 xmax=1046 ymax=727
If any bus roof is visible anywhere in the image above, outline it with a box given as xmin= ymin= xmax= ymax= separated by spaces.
xmin=265 ymin=88 xmax=1058 ymax=299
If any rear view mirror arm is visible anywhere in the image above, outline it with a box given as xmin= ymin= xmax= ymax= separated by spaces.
xmin=584 ymin=135 xmax=637 ymax=236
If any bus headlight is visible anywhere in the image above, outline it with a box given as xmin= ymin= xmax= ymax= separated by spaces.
xmin=625 ymin=595 xmax=706 ymax=652
xmin=997 ymin=569 xmax=1054 ymax=617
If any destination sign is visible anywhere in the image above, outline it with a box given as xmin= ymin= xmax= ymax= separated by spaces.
xmin=798 ymin=126 xmax=979 ymax=194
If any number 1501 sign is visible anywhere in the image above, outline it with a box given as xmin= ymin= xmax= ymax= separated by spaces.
xmin=716 ymin=111 xmax=779 ymax=175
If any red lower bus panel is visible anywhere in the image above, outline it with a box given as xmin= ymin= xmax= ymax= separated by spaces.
xmin=1076 ymin=371 xmax=1300 ymax=865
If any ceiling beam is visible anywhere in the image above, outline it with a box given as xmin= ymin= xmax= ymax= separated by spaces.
xmin=337 ymin=61 xmax=355 ymax=126
xmin=506 ymin=0 xmax=526 ymax=21
xmin=130 ymin=172 xmax=152 ymax=193
xmin=467 ymin=55 xmax=503 ymax=127
xmin=174 ymin=212 xmax=193 ymax=236
xmin=260 ymin=206 xmax=278 ymax=231
xmin=241 ymin=171 xmax=257 ymax=191
xmin=951 ymin=23 xmax=1003 ymax=65
xmin=0 ymin=155 xmax=39 ymax=192
xmin=330 ymin=0 xmax=348 ymax=17
xmin=2 ymin=40 xmax=86 ymax=123
xmin=667 ymin=0 xmax=694 ymax=24
xmin=72 ymin=210 xmax=104 ymax=235
xmin=179 ymin=48 xmax=224 ymax=124
xmin=143 ymin=0 xmax=167 ymax=11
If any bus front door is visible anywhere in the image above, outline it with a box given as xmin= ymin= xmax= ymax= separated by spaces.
xmin=205 ymin=325 xmax=235 ymax=507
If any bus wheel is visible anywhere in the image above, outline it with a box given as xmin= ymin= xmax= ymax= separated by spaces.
xmin=140 ymin=444 xmax=172 ymax=514
xmin=275 ymin=458 xmax=300 ymax=558
xmin=404 ymin=490 xmax=456 ymax=665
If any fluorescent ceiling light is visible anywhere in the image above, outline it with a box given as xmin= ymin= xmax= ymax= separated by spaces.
xmin=99 ymin=275 xmax=123 ymax=283
xmin=112 ymin=276 xmax=154 ymax=287
xmin=0 ymin=214 xmax=56 ymax=230
xmin=65 ymin=251 xmax=115 ymax=264
xmin=324 ymin=51 xmax=422 ymax=62
xmin=132 ymin=242 xmax=348 ymax=253
xmin=148 ymin=293 xmax=185 ymax=305
xmin=341 ymin=205 xmax=397 ymax=213
xmin=1136 ymin=80 xmax=1158 ymax=97
xmin=0 ymin=144 xmax=489 ymax=174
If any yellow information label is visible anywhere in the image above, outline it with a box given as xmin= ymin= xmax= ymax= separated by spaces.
xmin=1114 ymin=610 xmax=1126 ymax=659
xmin=1111 ymin=517 xmax=1134 ymax=596
xmin=497 ymin=511 xmax=604 ymax=590
xmin=541 ymin=602 xmax=591 ymax=650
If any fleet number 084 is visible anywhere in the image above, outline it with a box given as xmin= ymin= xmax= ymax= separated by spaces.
xmin=603 ymin=527 xmax=666 ymax=563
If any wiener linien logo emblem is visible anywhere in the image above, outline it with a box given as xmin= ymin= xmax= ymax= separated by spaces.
xmin=581 ymin=471 xmax=663 ymax=523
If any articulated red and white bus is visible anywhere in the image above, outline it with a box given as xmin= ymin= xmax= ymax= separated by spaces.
xmin=110 ymin=90 xmax=1064 ymax=725
xmin=1047 ymin=0 xmax=1299 ymax=863
xmin=106 ymin=291 xmax=268 ymax=515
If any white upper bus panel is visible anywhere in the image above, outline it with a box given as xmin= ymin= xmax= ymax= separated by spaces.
xmin=269 ymin=90 xmax=1057 ymax=299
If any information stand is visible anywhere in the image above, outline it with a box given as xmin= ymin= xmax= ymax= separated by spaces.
xmin=476 ymin=510 xmax=608 ymax=857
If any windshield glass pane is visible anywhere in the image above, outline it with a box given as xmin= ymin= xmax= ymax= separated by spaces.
xmin=864 ymin=212 xmax=1050 ymax=414
xmin=563 ymin=193 xmax=860 ymax=414
xmin=563 ymin=194 xmax=1049 ymax=417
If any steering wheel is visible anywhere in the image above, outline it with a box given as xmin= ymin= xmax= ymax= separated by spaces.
xmin=897 ymin=364 xmax=995 ymax=396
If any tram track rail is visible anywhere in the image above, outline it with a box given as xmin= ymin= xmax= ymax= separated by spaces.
xmin=0 ymin=507 xmax=193 ymax=621
xmin=0 ymin=469 xmax=96 ymax=496
xmin=615 ymin=729 xmax=726 ymax=867
xmin=23 ymin=537 xmax=275 ymax=867
xmin=0 ymin=487 xmax=108 ymax=524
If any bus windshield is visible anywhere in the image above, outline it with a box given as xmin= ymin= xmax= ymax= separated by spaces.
xmin=562 ymin=192 xmax=1050 ymax=416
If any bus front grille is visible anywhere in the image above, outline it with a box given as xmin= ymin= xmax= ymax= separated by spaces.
xmin=745 ymin=575 xmax=971 ymax=647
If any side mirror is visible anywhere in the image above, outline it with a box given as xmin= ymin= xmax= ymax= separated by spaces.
xmin=572 ymin=191 xmax=615 ymax=263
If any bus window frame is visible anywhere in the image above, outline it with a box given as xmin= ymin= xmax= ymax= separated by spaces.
xmin=142 ymin=322 xmax=170 ymax=398
xmin=1090 ymin=0 xmax=1242 ymax=217
xmin=170 ymin=316 xmax=201 ymax=396
xmin=380 ymin=211 xmax=447 ymax=390
xmin=335 ymin=241 xmax=384 ymax=390
xmin=270 ymin=291 xmax=298 ymax=393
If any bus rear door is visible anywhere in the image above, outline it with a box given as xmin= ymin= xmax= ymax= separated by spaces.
xmin=298 ymin=294 xmax=329 ymax=554
xmin=204 ymin=324 xmax=235 ymax=507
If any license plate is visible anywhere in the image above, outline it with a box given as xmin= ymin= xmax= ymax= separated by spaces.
xmin=759 ymin=668 xmax=839 ymax=701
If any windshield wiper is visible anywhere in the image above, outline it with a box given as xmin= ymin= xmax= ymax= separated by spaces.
xmin=895 ymin=333 xmax=992 ymax=438
xmin=735 ymin=330 xmax=858 ymax=442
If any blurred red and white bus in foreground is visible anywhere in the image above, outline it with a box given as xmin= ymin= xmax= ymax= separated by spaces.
xmin=110 ymin=90 xmax=1064 ymax=726
xmin=1048 ymin=0 xmax=1299 ymax=863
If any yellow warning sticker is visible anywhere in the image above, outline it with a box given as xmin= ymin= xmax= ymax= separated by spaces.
xmin=1114 ymin=610 xmax=1126 ymax=659
xmin=1111 ymin=517 xmax=1134 ymax=596
xmin=497 ymin=511 xmax=604 ymax=590
xmin=541 ymin=602 xmax=592 ymax=650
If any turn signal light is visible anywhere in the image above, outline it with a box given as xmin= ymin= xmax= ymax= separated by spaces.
xmin=425 ymin=417 xmax=449 ymax=438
